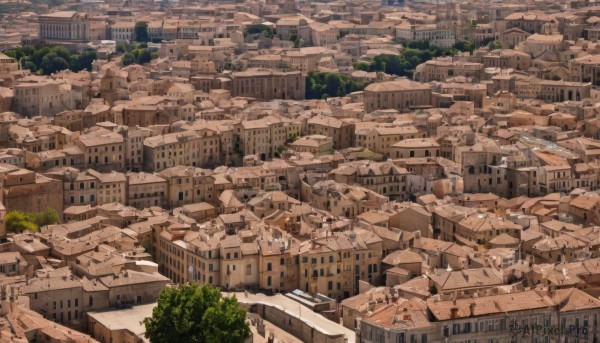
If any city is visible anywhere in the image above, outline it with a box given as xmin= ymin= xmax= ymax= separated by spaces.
xmin=0 ymin=0 xmax=600 ymax=342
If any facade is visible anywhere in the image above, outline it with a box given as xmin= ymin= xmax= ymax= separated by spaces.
xmin=39 ymin=11 xmax=90 ymax=42
xmin=364 ymin=79 xmax=432 ymax=113
xmin=229 ymin=69 xmax=305 ymax=101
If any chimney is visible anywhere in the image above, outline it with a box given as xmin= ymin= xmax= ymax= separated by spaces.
xmin=450 ymin=306 xmax=459 ymax=319
xmin=368 ymin=300 xmax=376 ymax=311
xmin=469 ymin=303 xmax=476 ymax=317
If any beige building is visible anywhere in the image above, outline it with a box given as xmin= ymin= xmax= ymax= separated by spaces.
xmin=127 ymin=172 xmax=168 ymax=209
xmin=143 ymin=129 xmax=221 ymax=172
xmin=39 ymin=11 xmax=90 ymax=42
xmin=298 ymin=229 xmax=383 ymax=300
xmin=158 ymin=166 xmax=215 ymax=209
xmin=306 ymin=116 xmax=355 ymax=149
xmin=87 ymin=169 xmax=127 ymax=205
xmin=76 ymin=128 xmax=125 ymax=171
xmin=414 ymin=58 xmax=485 ymax=83
xmin=1 ymin=168 xmax=63 ymax=214
xmin=13 ymin=76 xmax=74 ymax=117
xmin=290 ymin=135 xmax=333 ymax=154
xmin=390 ymin=138 xmax=440 ymax=159
xmin=364 ymin=79 xmax=432 ymax=113
xmin=230 ymin=69 xmax=305 ymax=101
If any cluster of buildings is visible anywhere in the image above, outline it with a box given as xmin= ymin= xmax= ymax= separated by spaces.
xmin=4 ymin=0 xmax=600 ymax=342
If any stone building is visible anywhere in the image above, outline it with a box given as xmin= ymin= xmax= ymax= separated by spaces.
xmin=38 ymin=11 xmax=90 ymax=42
xmin=229 ymin=69 xmax=305 ymax=101
xmin=364 ymin=79 xmax=432 ymax=113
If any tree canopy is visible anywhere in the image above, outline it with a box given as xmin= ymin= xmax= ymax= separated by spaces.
xmin=5 ymin=208 xmax=60 ymax=233
xmin=306 ymin=72 xmax=369 ymax=100
xmin=116 ymin=42 xmax=158 ymax=66
xmin=134 ymin=21 xmax=150 ymax=43
xmin=355 ymin=40 xmax=475 ymax=78
xmin=143 ymin=284 xmax=250 ymax=343
xmin=5 ymin=45 xmax=96 ymax=75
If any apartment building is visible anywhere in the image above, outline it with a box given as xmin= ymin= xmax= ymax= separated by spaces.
xmin=143 ymin=129 xmax=221 ymax=172
xmin=126 ymin=172 xmax=168 ymax=209
xmin=306 ymin=116 xmax=355 ymax=150
xmin=76 ymin=128 xmax=125 ymax=171
xmin=298 ymin=229 xmax=383 ymax=299
xmin=158 ymin=166 xmax=215 ymax=209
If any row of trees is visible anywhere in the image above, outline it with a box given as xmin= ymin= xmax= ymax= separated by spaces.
xmin=305 ymin=72 xmax=370 ymax=99
xmin=4 ymin=45 xmax=97 ymax=75
xmin=5 ymin=208 xmax=60 ymax=233
xmin=352 ymin=40 xmax=477 ymax=78
xmin=116 ymin=42 xmax=159 ymax=66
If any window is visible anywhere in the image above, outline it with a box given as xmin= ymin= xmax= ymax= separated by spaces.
xmin=267 ymin=263 xmax=272 ymax=271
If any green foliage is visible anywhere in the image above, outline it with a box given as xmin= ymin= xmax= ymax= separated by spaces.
xmin=122 ymin=52 xmax=135 ymax=66
xmin=134 ymin=21 xmax=149 ymax=43
xmin=5 ymin=208 xmax=60 ymax=233
xmin=5 ymin=45 xmax=96 ymax=75
xmin=244 ymin=24 xmax=274 ymax=39
xmin=353 ymin=62 xmax=370 ymax=71
xmin=289 ymin=33 xmax=301 ymax=48
xmin=305 ymin=72 xmax=369 ymax=100
xmin=368 ymin=38 xmax=474 ymax=78
xmin=453 ymin=40 xmax=475 ymax=53
xmin=117 ymin=42 xmax=158 ymax=66
xmin=429 ymin=284 xmax=438 ymax=295
xmin=488 ymin=40 xmax=503 ymax=51
xmin=143 ymin=284 xmax=250 ymax=343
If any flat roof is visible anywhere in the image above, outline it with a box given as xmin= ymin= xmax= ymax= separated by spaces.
xmin=224 ymin=292 xmax=355 ymax=343
xmin=87 ymin=303 xmax=155 ymax=342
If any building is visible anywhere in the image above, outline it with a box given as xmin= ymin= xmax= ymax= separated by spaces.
xmin=364 ymin=79 xmax=432 ymax=113
xmin=229 ymin=69 xmax=305 ymax=101
xmin=39 ymin=11 xmax=90 ymax=42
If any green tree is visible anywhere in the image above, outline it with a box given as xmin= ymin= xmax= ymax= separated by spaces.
xmin=4 ymin=208 xmax=59 ymax=233
xmin=122 ymin=52 xmax=135 ymax=66
xmin=488 ymin=40 xmax=503 ymax=51
xmin=34 ymin=208 xmax=60 ymax=227
xmin=137 ymin=49 xmax=152 ymax=64
xmin=143 ymin=284 xmax=250 ymax=343
xmin=134 ymin=21 xmax=149 ymax=43
xmin=353 ymin=61 xmax=370 ymax=71
xmin=5 ymin=211 xmax=38 ymax=233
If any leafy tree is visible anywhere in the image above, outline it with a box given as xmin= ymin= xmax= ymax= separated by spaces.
xmin=5 ymin=208 xmax=59 ymax=233
xmin=5 ymin=211 xmax=38 ymax=233
xmin=137 ymin=49 xmax=152 ymax=64
xmin=453 ymin=40 xmax=474 ymax=53
xmin=134 ymin=21 xmax=150 ymax=43
xmin=35 ymin=208 xmax=60 ymax=227
xmin=143 ymin=284 xmax=250 ymax=343
xmin=4 ymin=45 xmax=96 ymax=75
xmin=429 ymin=284 xmax=438 ymax=295
xmin=353 ymin=62 xmax=370 ymax=71
xmin=305 ymin=72 xmax=369 ymax=100
xmin=122 ymin=52 xmax=135 ymax=66
xmin=488 ymin=40 xmax=503 ymax=51
xmin=116 ymin=42 xmax=127 ymax=54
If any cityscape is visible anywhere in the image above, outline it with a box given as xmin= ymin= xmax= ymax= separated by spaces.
xmin=1 ymin=0 xmax=600 ymax=342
